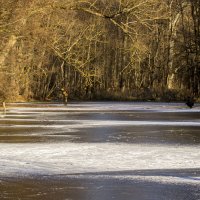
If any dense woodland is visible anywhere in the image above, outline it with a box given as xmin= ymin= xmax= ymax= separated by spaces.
xmin=0 ymin=0 xmax=200 ymax=102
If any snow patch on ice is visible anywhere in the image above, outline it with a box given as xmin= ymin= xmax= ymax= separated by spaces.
xmin=8 ymin=102 xmax=200 ymax=113
xmin=0 ymin=143 xmax=200 ymax=178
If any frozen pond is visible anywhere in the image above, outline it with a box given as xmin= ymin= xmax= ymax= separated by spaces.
xmin=0 ymin=102 xmax=200 ymax=199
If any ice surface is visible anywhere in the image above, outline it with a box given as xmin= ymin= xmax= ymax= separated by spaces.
xmin=0 ymin=102 xmax=200 ymax=186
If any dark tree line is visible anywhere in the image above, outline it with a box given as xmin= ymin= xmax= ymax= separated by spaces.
xmin=0 ymin=0 xmax=199 ymax=102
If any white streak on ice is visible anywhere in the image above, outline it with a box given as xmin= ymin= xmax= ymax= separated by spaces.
xmin=0 ymin=120 xmax=199 ymax=129
xmin=0 ymin=143 xmax=200 ymax=185
xmin=64 ymin=174 xmax=200 ymax=185
xmin=8 ymin=102 xmax=200 ymax=113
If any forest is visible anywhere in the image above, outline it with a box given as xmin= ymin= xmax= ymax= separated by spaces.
xmin=0 ymin=0 xmax=200 ymax=102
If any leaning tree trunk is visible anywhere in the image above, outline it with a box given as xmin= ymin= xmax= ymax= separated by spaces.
xmin=0 ymin=35 xmax=17 ymax=68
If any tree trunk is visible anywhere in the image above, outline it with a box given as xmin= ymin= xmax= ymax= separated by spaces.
xmin=167 ymin=13 xmax=181 ymax=89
